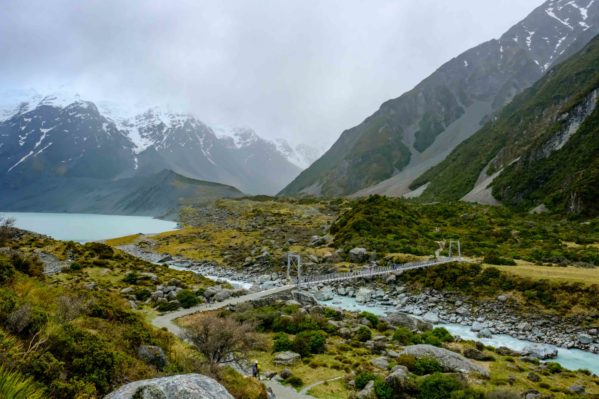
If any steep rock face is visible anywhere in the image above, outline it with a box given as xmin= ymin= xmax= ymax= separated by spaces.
xmin=280 ymin=0 xmax=599 ymax=197
xmin=104 ymin=374 xmax=234 ymax=399
xmin=0 ymin=101 xmax=135 ymax=185
xmin=412 ymin=34 xmax=599 ymax=216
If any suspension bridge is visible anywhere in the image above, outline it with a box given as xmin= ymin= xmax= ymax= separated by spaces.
xmin=287 ymin=239 xmax=463 ymax=286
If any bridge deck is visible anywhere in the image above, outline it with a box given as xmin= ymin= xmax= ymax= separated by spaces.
xmin=298 ymin=257 xmax=460 ymax=286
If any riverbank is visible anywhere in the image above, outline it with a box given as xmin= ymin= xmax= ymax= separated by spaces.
xmin=117 ymin=244 xmax=599 ymax=374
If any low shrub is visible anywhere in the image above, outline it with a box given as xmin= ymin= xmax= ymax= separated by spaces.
xmin=417 ymin=373 xmax=464 ymax=399
xmin=157 ymin=301 xmax=180 ymax=312
xmin=412 ymin=357 xmax=443 ymax=376
xmin=293 ymin=330 xmax=326 ymax=357
xmin=355 ymin=371 xmax=376 ymax=390
xmin=356 ymin=326 xmax=372 ymax=342
xmin=176 ymin=289 xmax=199 ymax=308
xmin=272 ymin=332 xmax=293 ymax=353
xmin=284 ymin=375 xmax=303 ymax=387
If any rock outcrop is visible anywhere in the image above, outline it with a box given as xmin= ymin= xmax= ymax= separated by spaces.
xmin=400 ymin=345 xmax=489 ymax=376
xmin=104 ymin=374 xmax=233 ymax=399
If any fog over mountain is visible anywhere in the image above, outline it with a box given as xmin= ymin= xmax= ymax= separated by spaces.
xmin=0 ymin=0 xmax=543 ymax=148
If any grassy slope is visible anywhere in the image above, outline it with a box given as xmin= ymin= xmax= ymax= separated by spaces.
xmin=0 ymin=231 xmax=265 ymax=399
xmin=411 ymin=34 xmax=599 ymax=216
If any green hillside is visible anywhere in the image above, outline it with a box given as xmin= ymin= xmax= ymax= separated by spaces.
xmin=411 ymin=34 xmax=599 ymax=216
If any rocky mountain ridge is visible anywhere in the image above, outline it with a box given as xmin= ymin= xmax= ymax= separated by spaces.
xmin=0 ymin=90 xmax=320 ymax=196
xmin=280 ymin=0 xmax=599 ymax=198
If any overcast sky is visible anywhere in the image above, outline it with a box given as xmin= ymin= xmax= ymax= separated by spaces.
xmin=1 ymin=0 xmax=544 ymax=148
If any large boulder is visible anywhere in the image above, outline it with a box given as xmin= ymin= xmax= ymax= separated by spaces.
xmin=522 ymin=344 xmax=558 ymax=360
xmin=400 ymin=345 xmax=489 ymax=376
xmin=356 ymin=288 xmax=373 ymax=303
xmin=104 ymin=374 xmax=233 ymax=399
xmin=349 ymin=248 xmax=369 ymax=263
xmin=292 ymin=291 xmax=318 ymax=306
xmin=356 ymin=380 xmax=376 ymax=399
xmin=273 ymin=351 xmax=301 ymax=365
xmin=385 ymin=366 xmax=410 ymax=394
xmin=384 ymin=312 xmax=432 ymax=332
xmin=137 ymin=345 xmax=167 ymax=370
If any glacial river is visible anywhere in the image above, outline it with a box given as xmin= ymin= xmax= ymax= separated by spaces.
xmin=172 ymin=265 xmax=599 ymax=374
xmin=1 ymin=212 xmax=177 ymax=242
xmin=322 ymin=294 xmax=599 ymax=374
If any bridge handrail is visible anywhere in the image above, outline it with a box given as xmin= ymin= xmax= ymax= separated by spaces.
xmin=297 ymin=257 xmax=459 ymax=285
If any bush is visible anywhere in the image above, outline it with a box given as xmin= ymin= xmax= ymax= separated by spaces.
xmin=0 ymin=366 xmax=44 ymax=399
xmin=355 ymin=371 xmax=376 ymax=390
xmin=356 ymin=326 xmax=372 ymax=342
xmin=157 ymin=301 xmax=180 ymax=312
xmin=272 ymin=332 xmax=293 ymax=353
xmin=11 ymin=254 xmax=43 ymax=277
xmin=284 ymin=375 xmax=303 ymax=387
xmin=134 ymin=288 xmax=152 ymax=301
xmin=545 ymin=362 xmax=562 ymax=374
xmin=360 ymin=311 xmax=380 ymax=327
xmin=412 ymin=357 xmax=443 ymax=376
xmin=176 ymin=289 xmax=199 ymax=308
xmin=293 ymin=330 xmax=326 ymax=357
xmin=430 ymin=327 xmax=453 ymax=343
xmin=483 ymin=252 xmax=517 ymax=266
xmin=122 ymin=272 xmax=138 ymax=284
xmin=374 ymin=377 xmax=393 ymax=399
xmin=393 ymin=327 xmax=415 ymax=345
xmin=417 ymin=373 xmax=464 ymax=399
xmin=0 ymin=259 xmax=15 ymax=285
xmin=450 ymin=388 xmax=485 ymax=399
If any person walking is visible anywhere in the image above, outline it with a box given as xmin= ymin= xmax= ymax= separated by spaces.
xmin=252 ymin=360 xmax=260 ymax=379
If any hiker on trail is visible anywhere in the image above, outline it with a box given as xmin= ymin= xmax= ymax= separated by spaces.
xmin=252 ymin=360 xmax=259 ymax=378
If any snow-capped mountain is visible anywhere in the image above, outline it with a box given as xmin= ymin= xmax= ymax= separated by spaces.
xmin=274 ymin=139 xmax=324 ymax=169
xmin=0 ymin=90 xmax=303 ymax=195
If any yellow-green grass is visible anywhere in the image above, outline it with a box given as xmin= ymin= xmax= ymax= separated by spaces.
xmin=104 ymin=233 xmax=144 ymax=247
xmin=307 ymin=378 xmax=348 ymax=399
xmin=483 ymin=263 xmax=599 ymax=286
xmin=153 ymin=227 xmax=260 ymax=263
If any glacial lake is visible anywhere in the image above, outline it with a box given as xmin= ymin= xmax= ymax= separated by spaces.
xmin=1 ymin=212 xmax=178 ymax=242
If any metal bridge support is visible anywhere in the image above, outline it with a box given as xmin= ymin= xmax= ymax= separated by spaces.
xmin=448 ymin=239 xmax=461 ymax=258
xmin=287 ymin=253 xmax=301 ymax=283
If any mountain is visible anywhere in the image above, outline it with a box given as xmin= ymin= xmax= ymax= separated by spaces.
xmin=274 ymin=139 xmax=325 ymax=169
xmin=0 ymin=92 xmax=303 ymax=198
xmin=0 ymin=169 xmax=244 ymax=218
xmin=280 ymin=0 xmax=599 ymax=197
xmin=409 ymin=33 xmax=599 ymax=217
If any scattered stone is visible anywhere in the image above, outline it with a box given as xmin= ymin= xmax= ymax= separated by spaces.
xmin=273 ymin=351 xmax=301 ymax=365
xmin=120 ymin=287 xmax=134 ymax=294
xmin=568 ymin=385 xmax=585 ymax=394
xmin=496 ymin=347 xmax=519 ymax=356
xmin=104 ymin=374 xmax=233 ymax=399
xmin=349 ymin=247 xmax=369 ymax=263
xmin=577 ymin=333 xmax=593 ymax=345
xmin=371 ymin=357 xmax=389 ymax=370
xmin=527 ymin=372 xmax=540 ymax=382
xmin=279 ymin=368 xmax=293 ymax=379
xmin=463 ymin=348 xmax=493 ymax=361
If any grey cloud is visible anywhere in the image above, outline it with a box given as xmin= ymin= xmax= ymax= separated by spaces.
xmin=0 ymin=0 xmax=543 ymax=147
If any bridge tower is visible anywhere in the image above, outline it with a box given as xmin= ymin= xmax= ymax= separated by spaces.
xmin=448 ymin=239 xmax=461 ymax=258
xmin=286 ymin=253 xmax=302 ymax=283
